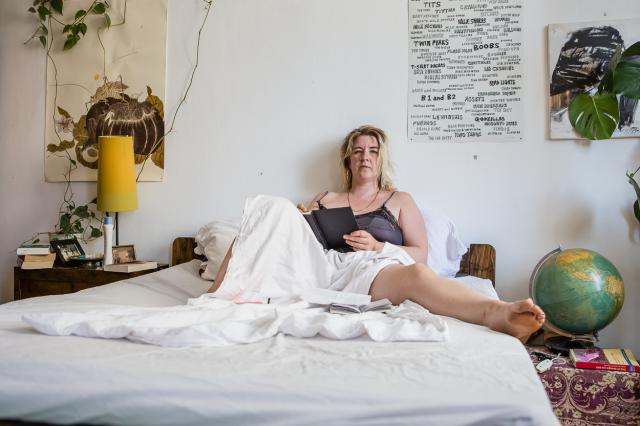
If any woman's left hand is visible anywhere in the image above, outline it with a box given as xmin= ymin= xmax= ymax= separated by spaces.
xmin=344 ymin=230 xmax=383 ymax=252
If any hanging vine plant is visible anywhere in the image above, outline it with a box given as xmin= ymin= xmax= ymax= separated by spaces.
xmin=24 ymin=0 xmax=213 ymax=243
xmin=25 ymin=0 xmax=113 ymax=243
xmin=26 ymin=0 xmax=111 ymax=50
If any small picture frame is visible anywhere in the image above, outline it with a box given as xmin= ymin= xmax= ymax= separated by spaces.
xmin=50 ymin=237 xmax=85 ymax=266
xmin=112 ymin=245 xmax=136 ymax=264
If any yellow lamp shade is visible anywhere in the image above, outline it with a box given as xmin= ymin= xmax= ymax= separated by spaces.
xmin=97 ymin=136 xmax=138 ymax=212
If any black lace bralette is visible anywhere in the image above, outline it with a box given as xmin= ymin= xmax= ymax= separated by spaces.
xmin=317 ymin=192 xmax=404 ymax=246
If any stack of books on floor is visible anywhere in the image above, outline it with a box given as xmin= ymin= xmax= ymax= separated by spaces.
xmin=570 ymin=348 xmax=640 ymax=372
xmin=17 ymin=243 xmax=56 ymax=270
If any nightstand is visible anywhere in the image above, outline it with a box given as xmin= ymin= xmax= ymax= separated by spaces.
xmin=13 ymin=264 xmax=168 ymax=300
xmin=527 ymin=345 xmax=640 ymax=425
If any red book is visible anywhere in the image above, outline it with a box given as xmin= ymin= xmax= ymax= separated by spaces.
xmin=570 ymin=348 xmax=640 ymax=373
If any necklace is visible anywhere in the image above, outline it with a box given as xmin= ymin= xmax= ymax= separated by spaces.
xmin=348 ymin=189 xmax=380 ymax=213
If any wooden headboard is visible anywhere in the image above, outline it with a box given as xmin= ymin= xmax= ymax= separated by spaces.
xmin=172 ymin=237 xmax=496 ymax=286
xmin=457 ymin=244 xmax=496 ymax=285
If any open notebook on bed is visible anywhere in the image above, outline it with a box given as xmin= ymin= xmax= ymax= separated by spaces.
xmin=0 ymin=260 xmax=558 ymax=426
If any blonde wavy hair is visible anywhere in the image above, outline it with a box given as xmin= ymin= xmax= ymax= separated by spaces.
xmin=340 ymin=125 xmax=395 ymax=191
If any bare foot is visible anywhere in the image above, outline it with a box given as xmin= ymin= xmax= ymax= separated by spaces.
xmin=484 ymin=298 xmax=545 ymax=340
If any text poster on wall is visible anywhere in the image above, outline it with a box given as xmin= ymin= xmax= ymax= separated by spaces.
xmin=408 ymin=0 xmax=523 ymax=142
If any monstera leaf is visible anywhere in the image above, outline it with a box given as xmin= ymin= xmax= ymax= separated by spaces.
xmin=613 ymin=61 xmax=640 ymax=99
xmin=568 ymin=93 xmax=619 ymax=140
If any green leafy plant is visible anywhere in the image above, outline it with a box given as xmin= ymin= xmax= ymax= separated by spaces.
xmin=25 ymin=0 xmax=111 ymax=242
xmin=56 ymin=198 xmax=103 ymax=239
xmin=26 ymin=0 xmax=111 ymax=50
xmin=568 ymin=41 xmax=640 ymax=224
xmin=569 ymin=41 xmax=640 ymax=140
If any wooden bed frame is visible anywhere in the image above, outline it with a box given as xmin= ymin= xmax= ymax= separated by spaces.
xmin=171 ymin=237 xmax=497 ymax=285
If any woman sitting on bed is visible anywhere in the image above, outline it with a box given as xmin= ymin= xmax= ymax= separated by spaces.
xmin=208 ymin=125 xmax=545 ymax=340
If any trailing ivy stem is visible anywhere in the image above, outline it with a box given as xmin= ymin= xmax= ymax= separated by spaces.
xmin=136 ymin=0 xmax=213 ymax=181
xmin=50 ymin=16 xmax=65 ymax=25
xmin=57 ymin=83 xmax=93 ymax=94
xmin=24 ymin=27 xmax=41 ymax=45
xmin=73 ymin=0 xmax=101 ymax=27
xmin=98 ymin=0 xmax=129 ymax=85
xmin=112 ymin=0 xmax=127 ymax=27
xmin=89 ymin=0 xmax=126 ymax=72
xmin=45 ymin=16 xmax=76 ymax=230
xmin=97 ymin=26 xmax=107 ymax=77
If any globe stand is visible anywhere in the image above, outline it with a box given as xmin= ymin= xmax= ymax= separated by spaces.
xmin=545 ymin=335 xmax=595 ymax=355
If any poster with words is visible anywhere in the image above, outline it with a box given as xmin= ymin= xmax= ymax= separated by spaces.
xmin=408 ymin=0 xmax=523 ymax=142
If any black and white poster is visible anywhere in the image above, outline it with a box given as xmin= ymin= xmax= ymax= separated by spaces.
xmin=408 ymin=0 xmax=523 ymax=142
xmin=549 ymin=19 xmax=640 ymax=139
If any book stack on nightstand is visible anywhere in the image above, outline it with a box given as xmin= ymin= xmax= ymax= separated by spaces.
xmin=13 ymin=263 xmax=168 ymax=300
xmin=16 ymin=243 xmax=55 ymax=270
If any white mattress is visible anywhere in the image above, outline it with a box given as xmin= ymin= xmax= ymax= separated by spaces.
xmin=0 ymin=261 xmax=558 ymax=426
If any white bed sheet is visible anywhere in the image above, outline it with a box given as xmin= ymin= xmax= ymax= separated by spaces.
xmin=0 ymin=261 xmax=558 ymax=426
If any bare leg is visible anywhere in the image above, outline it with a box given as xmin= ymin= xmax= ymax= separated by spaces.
xmin=207 ymin=241 xmax=234 ymax=293
xmin=369 ymin=263 xmax=545 ymax=340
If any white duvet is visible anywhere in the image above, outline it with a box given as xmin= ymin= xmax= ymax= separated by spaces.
xmin=1 ymin=195 xmax=559 ymax=425
xmin=23 ymin=297 xmax=448 ymax=347
xmin=0 ymin=261 xmax=558 ymax=425
xmin=23 ymin=195 xmax=451 ymax=347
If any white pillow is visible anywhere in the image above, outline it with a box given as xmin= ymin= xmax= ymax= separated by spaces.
xmin=452 ymin=275 xmax=499 ymax=300
xmin=421 ymin=209 xmax=468 ymax=278
xmin=195 ymin=220 xmax=240 ymax=280
xmin=195 ymin=210 xmax=467 ymax=280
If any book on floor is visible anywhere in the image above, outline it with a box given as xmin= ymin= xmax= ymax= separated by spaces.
xmin=19 ymin=253 xmax=56 ymax=270
xmin=17 ymin=243 xmax=51 ymax=256
xmin=329 ymin=298 xmax=393 ymax=315
xmin=303 ymin=207 xmax=359 ymax=251
xmin=569 ymin=348 xmax=640 ymax=373
xmin=103 ymin=261 xmax=158 ymax=273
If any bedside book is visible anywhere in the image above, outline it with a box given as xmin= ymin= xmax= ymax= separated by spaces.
xmin=19 ymin=253 xmax=56 ymax=270
xmin=17 ymin=243 xmax=51 ymax=256
xmin=570 ymin=348 xmax=640 ymax=373
xmin=103 ymin=261 xmax=158 ymax=273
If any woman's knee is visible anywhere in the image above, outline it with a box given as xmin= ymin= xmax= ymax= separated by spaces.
xmin=407 ymin=262 xmax=432 ymax=280
xmin=401 ymin=263 xmax=437 ymax=291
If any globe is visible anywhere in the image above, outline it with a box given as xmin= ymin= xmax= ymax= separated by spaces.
xmin=530 ymin=248 xmax=624 ymax=338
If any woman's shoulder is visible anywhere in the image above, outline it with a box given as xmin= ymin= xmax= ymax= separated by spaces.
xmin=389 ymin=190 xmax=416 ymax=203
xmin=313 ymin=191 xmax=345 ymax=201
xmin=387 ymin=191 xmax=420 ymax=211
xmin=308 ymin=191 xmax=345 ymax=208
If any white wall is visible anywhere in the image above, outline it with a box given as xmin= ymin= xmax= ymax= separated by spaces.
xmin=1 ymin=0 xmax=639 ymax=352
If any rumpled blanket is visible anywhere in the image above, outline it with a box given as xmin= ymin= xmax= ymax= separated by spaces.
xmin=23 ymin=297 xmax=448 ymax=347
xmin=23 ymin=195 xmax=449 ymax=347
